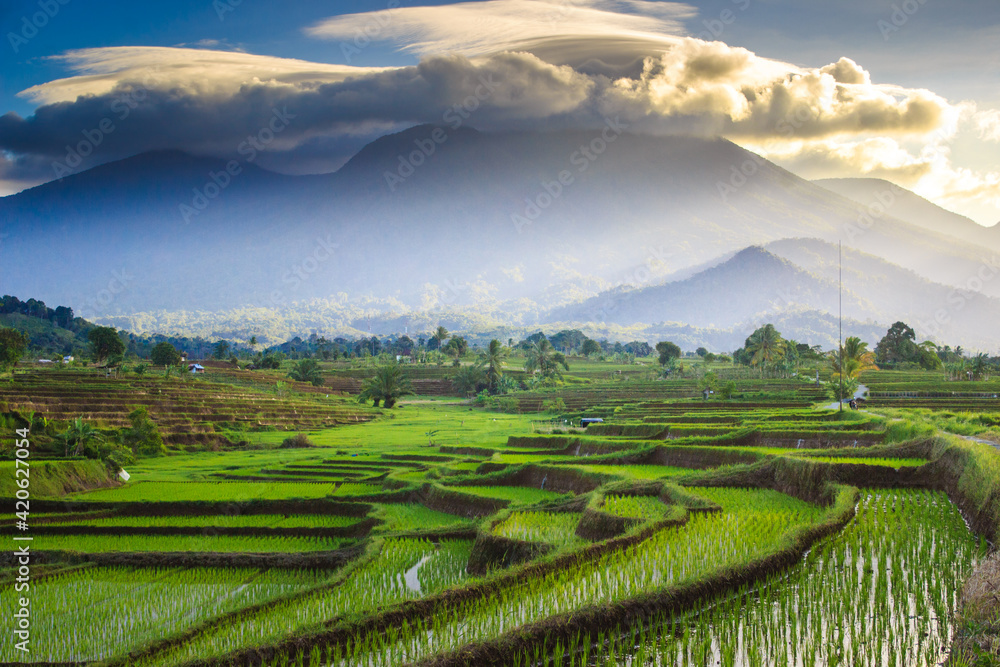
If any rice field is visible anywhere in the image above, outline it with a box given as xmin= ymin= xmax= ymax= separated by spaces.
xmin=0 ymin=567 xmax=330 ymax=662
xmin=6 ymin=366 xmax=999 ymax=665
xmin=542 ymin=489 xmax=984 ymax=667
xmin=138 ymin=538 xmax=474 ymax=666
xmin=33 ymin=534 xmax=345 ymax=553
xmin=73 ymin=480 xmax=337 ymax=501
xmin=493 ymin=511 xmax=583 ymax=546
xmin=39 ymin=514 xmax=360 ymax=529
xmin=452 ymin=485 xmax=571 ymax=504
xmin=601 ymin=495 xmax=668 ymax=521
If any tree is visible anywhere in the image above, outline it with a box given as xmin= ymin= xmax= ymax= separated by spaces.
xmin=133 ymin=363 xmax=149 ymax=377
xmin=431 ymin=326 xmax=450 ymax=351
xmin=524 ymin=339 xmax=569 ymax=380
xmin=57 ymin=418 xmax=104 ymax=457
xmin=875 ymin=322 xmax=917 ymax=365
xmin=150 ymin=342 xmax=182 ymax=368
xmin=828 ymin=336 xmax=878 ymax=401
xmin=453 ymin=362 xmax=486 ymax=396
xmin=695 ymin=347 xmax=708 ymax=357
xmin=213 ymin=340 xmax=231 ymax=360
xmin=358 ymin=363 xmax=414 ymax=408
xmin=745 ymin=324 xmax=786 ymax=369
xmin=581 ymin=339 xmax=601 ymax=357
xmin=443 ymin=336 xmax=468 ymax=358
xmin=120 ymin=407 xmax=166 ymax=456
xmin=88 ymin=326 xmax=125 ymax=365
xmin=288 ymin=358 xmax=324 ymax=386
xmin=656 ymin=341 xmax=682 ymax=366
xmin=482 ymin=339 xmax=507 ymax=392
xmin=0 ymin=327 xmax=28 ymax=370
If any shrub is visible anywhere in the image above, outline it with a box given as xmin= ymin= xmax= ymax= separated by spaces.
xmin=280 ymin=433 xmax=315 ymax=448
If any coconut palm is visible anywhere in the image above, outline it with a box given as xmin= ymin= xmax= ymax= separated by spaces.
xmin=287 ymin=358 xmax=324 ymax=386
xmin=482 ymin=339 xmax=507 ymax=392
xmin=831 ymin=336 xmax=879 ymax=379
xmin=432 ymin=326 xmax=450 ymax=351
xmin=57 ymin=418 xmax=104 ymax=457
xmin=747 ymin=324 xmax=786 ymax=368
xmin=524 ymin=339 xmax=569 ymax=380
xmin=453 ymin=361 xmax=486 ymax=396
xmin=358 ymin=362 xmax=413 ymax=408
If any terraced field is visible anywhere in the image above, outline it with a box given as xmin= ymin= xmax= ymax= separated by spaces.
xmin=2 ymin=365 xmax=999 ymax=665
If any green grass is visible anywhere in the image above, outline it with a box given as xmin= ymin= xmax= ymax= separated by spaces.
xmin=796 ymin=456 xmax=928 ymax=467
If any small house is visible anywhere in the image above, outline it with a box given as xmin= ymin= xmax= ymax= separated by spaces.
xmin=188 ymin=364 xmax=205 ymax=374
xmin=580 ymin=418 xmax=604 ymax=428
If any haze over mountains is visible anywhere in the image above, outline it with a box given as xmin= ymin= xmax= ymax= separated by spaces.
xmin=2 ymin=126 xmax=998 ymax=350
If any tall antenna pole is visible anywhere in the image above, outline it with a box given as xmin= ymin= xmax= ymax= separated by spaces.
xmin=839 ymin=241 xmax=844 ymax=413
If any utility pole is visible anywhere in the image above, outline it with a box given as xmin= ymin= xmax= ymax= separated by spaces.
xmin=839 ymin=241 xmax=844 ymax=413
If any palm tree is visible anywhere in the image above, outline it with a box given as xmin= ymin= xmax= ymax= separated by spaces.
xmin=747 ymin=324 xmax=786 ymax=369
xmin=358 ymin=363 xmax=414 ymax=408
xmin=524 ymin=339 xmax=569 ymax=380
xmin=287 ymin=359 xmax=324 ymax=386
xmin=453 ymin=362 xmax=486 ymax=396
xmin=432 ymin=326 xmax=450 ymax=351
xmin=831 ymin=336 xmax=879 ymax=380
xmin=482 ymin=339 xmax=507 ymax=392
xmin=58 ymin=418 xmax=104 ymax=457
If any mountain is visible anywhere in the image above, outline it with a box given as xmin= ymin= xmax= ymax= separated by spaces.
xmin=3 ymin=126 xmax=999 ymax=325
xmin=546 ymin=240 xmax=1000 ymax=349
xmin=814 ymin=178 xmax=1000 ymax=249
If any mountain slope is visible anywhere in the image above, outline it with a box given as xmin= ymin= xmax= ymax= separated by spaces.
xmin=3 ymin=127 xmax=998 ymax=321
xmin=814 ymin=177 xmax=999 ymax=250
xmin=547 ymin=239 xmax=1000 ymax=348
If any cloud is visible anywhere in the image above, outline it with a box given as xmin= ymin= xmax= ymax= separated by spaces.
xmin=306 ymin=0 xmax=696 ymax=72
xmin=975 ymin=108 xmax=1000 ymax=141
xmin=0 ymin=0 xmax=994 ymax=224
xmin=20 ymin=47 xmax=390 ymax=105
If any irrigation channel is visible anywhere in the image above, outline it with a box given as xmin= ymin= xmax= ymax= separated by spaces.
xmin=510 ymin=489 xmax=984 ymax=667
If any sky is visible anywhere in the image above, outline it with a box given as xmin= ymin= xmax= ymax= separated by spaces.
xmin=1 ymin=0 xmax=998 ymax=224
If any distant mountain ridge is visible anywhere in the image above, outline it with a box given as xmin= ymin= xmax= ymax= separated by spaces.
xmin=3 ymin=126 xmax=999 ymax=348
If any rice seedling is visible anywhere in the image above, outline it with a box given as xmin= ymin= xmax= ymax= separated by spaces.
xmin=33 ymin=534 xmax=344 ymax=553
xmin=41 ymin=514 xmax=360 ymax=529
xmin=601 ymin=495 xmax=667 ymax=521
xmin=324 ymin=489 xmax=826 ymax=665
xmin=373 ymin=503 xmax=474 ymax=532
xmin=493 ymin=511 xmax=583 ymax=546
xmin=141 ymin=538 xmax=473 ymax=666
xmin=0 ymin=567 xmax=329 ymax=662
xmin=74 ymin=481 xmax=336 ymax=502
xmin=452 ymin=485 xmax=570 ymax=504
xmin=558 ymin=489 xmax=984 ymax=667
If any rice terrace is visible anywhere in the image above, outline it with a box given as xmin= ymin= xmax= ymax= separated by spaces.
xmin=3 ymin=0 xmax=1000 ymax=664
xmin=3 ymin=344 xmax=1000 ymax=666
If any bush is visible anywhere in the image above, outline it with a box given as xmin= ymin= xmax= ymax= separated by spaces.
xmin=280 ymin=433 xmax=315 ymax=448
xmin=542 ymin=398 xmax=567 ymax=413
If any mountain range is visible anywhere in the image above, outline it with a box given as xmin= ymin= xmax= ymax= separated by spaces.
xmin=2 ymin=126 xmax=998 ymax=350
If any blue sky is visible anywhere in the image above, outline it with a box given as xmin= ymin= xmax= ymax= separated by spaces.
xmin=2 ymin=0 xmax=998 ymax=221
